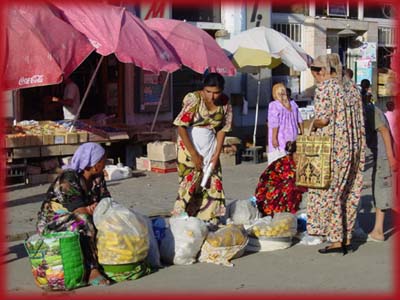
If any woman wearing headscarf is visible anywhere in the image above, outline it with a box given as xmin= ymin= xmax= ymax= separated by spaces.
xmin=171 ymin=72 xmax=232 ymax=225
xmin=255 ymin=141 xmax=307 ymax=217
xmin=306 ymin=54 xmax=353 ymax=254
xmin=36 ymin=142 xmax=110 ymax=286
xmin=267 ymin=82 xmax=303 ymax=164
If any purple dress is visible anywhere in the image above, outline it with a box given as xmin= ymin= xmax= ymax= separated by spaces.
xmin=267 ymin=100 xmax=303 ymax=152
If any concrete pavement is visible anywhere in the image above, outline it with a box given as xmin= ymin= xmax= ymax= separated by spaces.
xmin=4 ymin=160 xmax=396 ymax=295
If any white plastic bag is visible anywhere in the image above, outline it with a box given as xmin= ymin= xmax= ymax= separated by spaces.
xmin=245 ymin=213 xmax=297 ymax=252
xmin=93 ymin=198 xmax=149 ymax=265
xmin=267 ymin=149 xmax=287 ymax=166
xmin=159 ymin=216 xmax=208 ymax=265
xmin=199 ymin=224 xmax=248 ymax=267
xmin=226 ymin=199 xmax=259 ymax=226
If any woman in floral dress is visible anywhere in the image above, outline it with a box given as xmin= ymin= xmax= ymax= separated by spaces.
xmin=255 ymin=141 xmax=307 ymax=216
xmin=172 ymin=73 xmax=232 ymax=224
xmin=307 ymin=55 xmax=353 ymax=254
xmin=341 ymin=64 xmax=366 ymax=237
xmin=37 ymin=142 xmax=110 ymax=285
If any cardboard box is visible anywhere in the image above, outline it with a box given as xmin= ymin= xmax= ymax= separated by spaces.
xmin=136 ymin=157 xmax=151 ymax=171
xmin=150 ymin=160 xmax=177 ymax=169
xmin=150 ymin=167 xmax=177 ymax=174
xmin=147 ymin=141 xmax=177 ymax=162
xmin=150 ymin=159 xmax=177 ymax=173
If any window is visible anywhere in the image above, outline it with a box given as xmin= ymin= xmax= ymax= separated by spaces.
xmin=272 ymin=23 xmax=302 ymax=43
xmin=378 ymin=27 xmax=395 ymax=46
xmin=172 ymin=4 xmax=221 ymax=23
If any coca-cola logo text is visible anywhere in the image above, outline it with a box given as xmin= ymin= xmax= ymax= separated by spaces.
xmin=18 ymin=75 xmax=44 ymax=86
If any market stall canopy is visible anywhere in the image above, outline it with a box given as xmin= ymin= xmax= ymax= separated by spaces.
xmin=2 ymin=3 xmax=95 ymax=90
xmin=144 ymin=18 xmax=236 ymax=76
xmin=52 ymin=3 xmax=181 ymax=74
xmin=223 ymin=26 xmax=313 ymax=73
xmin=222 ymin=26 xmax=313 ymax=147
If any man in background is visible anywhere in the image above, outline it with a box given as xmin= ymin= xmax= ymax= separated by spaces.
xmin=52 ymin=76 xmax=80 ymax=120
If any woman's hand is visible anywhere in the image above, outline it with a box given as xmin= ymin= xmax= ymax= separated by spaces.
xmin=85 ymin=202 xmax=98 ymax=215
xmin=272 ymin=137 xmax=279 ymax=149
xmin=192 ymin=152 xmax=204 ymax=171
xmin=210 ymin=152 xmax=220 ymax=169
xmin=73 ymin=202 xmax=98 ymax=215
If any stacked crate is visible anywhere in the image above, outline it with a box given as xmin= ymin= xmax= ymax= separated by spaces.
xmin=378 ymin=70 xmax=396 ymax=97
xmin=147 ymin=141 xmax=177 ymax=173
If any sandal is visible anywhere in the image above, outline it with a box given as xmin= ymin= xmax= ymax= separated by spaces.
xmin=89 ymin=275 xmax=110 ymax=286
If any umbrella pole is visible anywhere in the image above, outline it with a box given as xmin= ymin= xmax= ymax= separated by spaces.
xmin=150 ymin=72 xmax=170 ymax=133
xmin=252 ymin=72 xmax=261 ymax=147
xmin=69 ymin=56 xmax=105 ymax=132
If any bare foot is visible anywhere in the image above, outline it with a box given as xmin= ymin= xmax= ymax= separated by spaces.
xmin=88 ymin=268 xmax=110 ymax=286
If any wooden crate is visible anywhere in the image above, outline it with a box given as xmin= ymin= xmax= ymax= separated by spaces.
xmin=5 ymin=135 xmax=25 ymax=148
xmin=54 ymin=134 xmax=66 ymax=144
xmin=42 ymin=134 xmax=54 ymax=145
xmin=77 ymin=131 xmax=88 ymax=143
xmin=65 ymin=133 xmax=79 ymax=144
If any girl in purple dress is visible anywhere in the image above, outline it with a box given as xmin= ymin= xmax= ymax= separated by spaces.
xmin=267 ymin=83 xmax=304 ymax=155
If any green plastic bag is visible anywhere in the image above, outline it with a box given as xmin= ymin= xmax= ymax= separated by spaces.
xmin=24 ymin=232 xmax=85 ymax=291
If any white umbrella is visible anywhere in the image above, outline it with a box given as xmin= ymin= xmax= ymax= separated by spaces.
xmin=223 ymin=26 xmax=313 ymax=146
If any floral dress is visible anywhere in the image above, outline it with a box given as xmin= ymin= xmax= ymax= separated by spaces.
xmin=306 ymin=78 xmax=354 ymax=243
xmin=343 ymin=79 xmax=366 ymax=223
xmin=172 ymin=91 xmax=233 ymax=223
xmin=36 ymin=170 xmax=110 ymax=269
xmin=255 ymin=155 xmax=307 ymax=216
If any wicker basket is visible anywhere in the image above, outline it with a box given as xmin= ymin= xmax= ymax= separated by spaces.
xmin=295 ymin=120 xmax=332 ymax=189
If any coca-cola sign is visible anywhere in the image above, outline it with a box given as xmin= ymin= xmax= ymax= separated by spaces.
xmin=18 ymin=75 xmax=44 ymax=86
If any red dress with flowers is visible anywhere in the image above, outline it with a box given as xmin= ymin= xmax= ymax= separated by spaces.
xmin=172 ymin=91 xmax=232 ymax=223
xmin=255 ymin=155 xmax=306 ymax=216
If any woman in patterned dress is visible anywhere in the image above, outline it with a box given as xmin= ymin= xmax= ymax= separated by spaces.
xmin=255 ymin=141 xmax=307 ymax=217
xmin=341 ymin=65 xmax=366 ymax=238
xmin=306 ymin=55 xmax=354 ymax=254
xmin=171 ymin=73 xmax=233 ymax=224
xmin=36 ymin=142 xmax=110 ymax=285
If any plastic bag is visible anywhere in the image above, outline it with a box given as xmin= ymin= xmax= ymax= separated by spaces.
xmin=140 ymin=214 xmax=162 ymax=269
xmin=93 ymin=198 xmax=149 ymax=265
xmin=267 ymin=149 xmax=287 ymax=166
xmin=199 ymin=224 xmax=248 ymax=267
xmin=226 ymin=199 xmax=259 ymax=226
xmin=247 ymin=213 xmax=297 ymax=238
xmin=159 ymin=216 xmax=208 ymax=265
